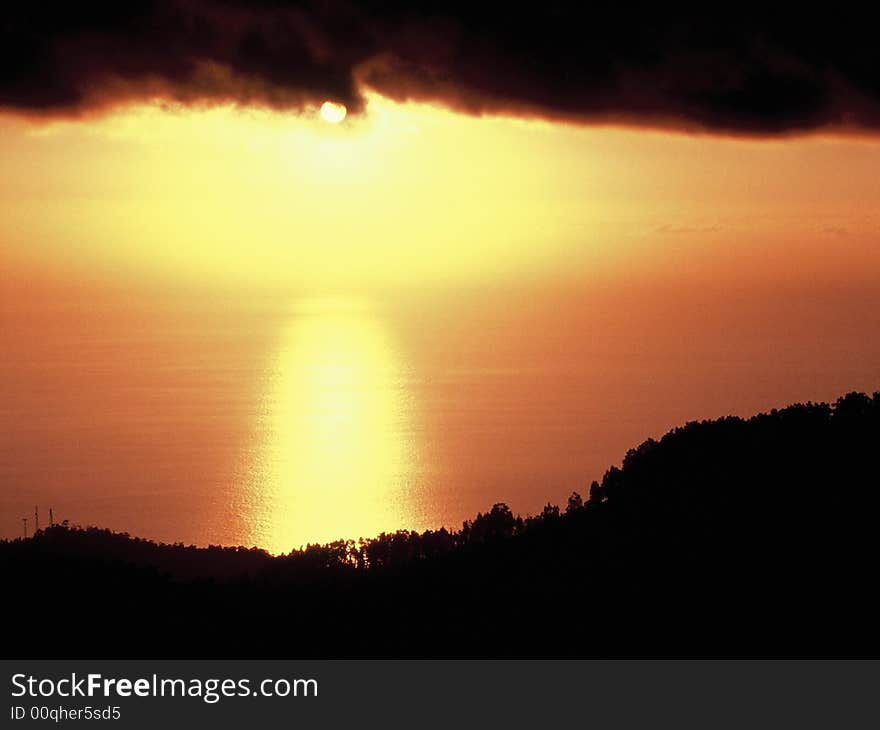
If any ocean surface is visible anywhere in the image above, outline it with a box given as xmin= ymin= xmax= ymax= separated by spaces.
xmin=3 ymin=270 xmax=879 ymax=553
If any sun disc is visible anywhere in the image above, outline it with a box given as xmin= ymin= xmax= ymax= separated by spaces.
xmin=320 ymin=101 xmax=347 ymax=124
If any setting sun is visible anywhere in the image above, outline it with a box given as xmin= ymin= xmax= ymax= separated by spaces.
xmin=320 ymin=100 xmax=347 ymax=124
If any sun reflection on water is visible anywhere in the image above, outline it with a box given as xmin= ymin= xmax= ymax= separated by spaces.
xmin=249 ymin=299 xmax=419 ymax=554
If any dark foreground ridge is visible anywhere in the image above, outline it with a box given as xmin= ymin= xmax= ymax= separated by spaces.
xmin=3 ymin=392 xmax=879 ymax=657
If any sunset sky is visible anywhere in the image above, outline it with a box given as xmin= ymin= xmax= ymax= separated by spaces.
xmin=2 ymin=3 xmax=880 ymax=550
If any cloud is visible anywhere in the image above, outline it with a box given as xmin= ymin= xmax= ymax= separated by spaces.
xmin=3 ymin=2 xmax=880 ymax=135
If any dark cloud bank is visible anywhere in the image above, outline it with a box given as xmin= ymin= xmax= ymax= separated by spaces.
xmin=3 ymin=2 xmax=880 ymax=135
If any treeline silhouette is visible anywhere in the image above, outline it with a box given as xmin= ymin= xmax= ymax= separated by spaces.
xmin=3 ymin=392 xmax=879 ymax=657
xmin=8 ymin=500 xmax=573 ymax=581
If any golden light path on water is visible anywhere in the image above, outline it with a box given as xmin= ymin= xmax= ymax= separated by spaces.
xmin=246 ymin=299 xmax=420 ymax=554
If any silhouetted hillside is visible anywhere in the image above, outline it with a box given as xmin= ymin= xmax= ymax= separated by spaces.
xmin=3 ymin=392 xmax=878 ymax=657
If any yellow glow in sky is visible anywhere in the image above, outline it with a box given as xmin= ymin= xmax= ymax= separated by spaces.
xmin=0 ymin=94 xmax=579 ymax=288
xmin=1 ymin=92 xmax=879 ymax=293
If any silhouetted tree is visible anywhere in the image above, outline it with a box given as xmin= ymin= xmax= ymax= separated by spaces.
xmin=566 ymin=492 xmax=583 ymax=514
